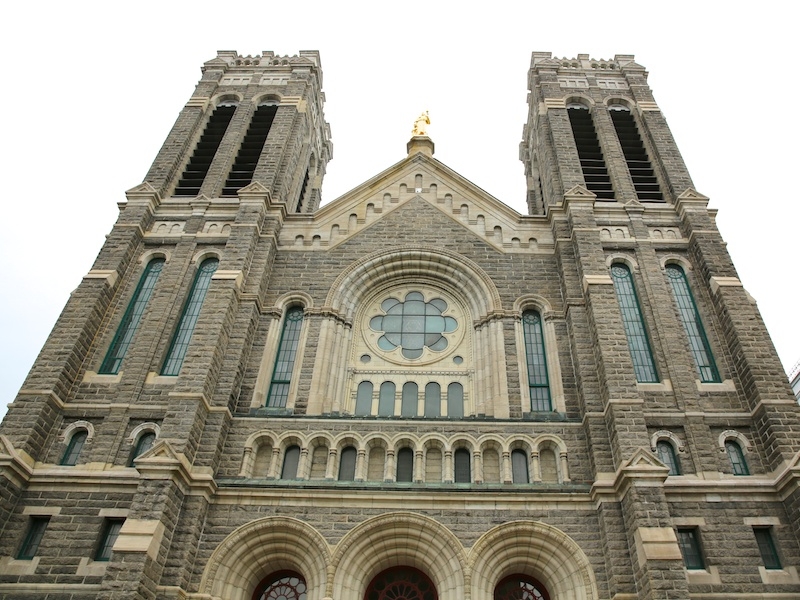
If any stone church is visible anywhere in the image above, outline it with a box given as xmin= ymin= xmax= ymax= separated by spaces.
xmin=1 ymin=49 xmax=799 ymax=600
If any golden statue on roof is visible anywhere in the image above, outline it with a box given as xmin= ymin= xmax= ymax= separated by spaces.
xmin=412 ymin=111 xmax=430 ymax=136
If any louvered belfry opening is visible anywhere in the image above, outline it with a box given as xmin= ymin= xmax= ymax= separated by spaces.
xmin=221 ymin=104 xmax=278 ymax=197
xmin=173 ymin=104 xmax=237 ymax=197
xmin=567 ymin=107 xmax=615 ymax=200
xmin=610 ymin=108 xmax=664 ymax=201
xmin=296 ymin=168 xmax=310 ymax=213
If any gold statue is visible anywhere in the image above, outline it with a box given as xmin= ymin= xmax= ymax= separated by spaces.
xmin=412 ymin=111 xmax=430 ymax=136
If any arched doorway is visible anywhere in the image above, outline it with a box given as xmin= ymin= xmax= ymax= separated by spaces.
xmin=364 ymin=566 xmax=437 ymax=600
xmin=494 ymin=574 xmax=549 ymax=600
xmin=252 ymin=570 xmax=307 ymax=600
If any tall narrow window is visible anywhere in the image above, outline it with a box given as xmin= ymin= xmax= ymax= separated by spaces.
xmin=609 ymin=106 xmax=663 ymax=201
xmin=100 ymin=258 xmax=164 ymax=374
xmin=396 ymin=448 xmax=414 ymax=482
xmin=424 ymin=382 xmax=441 ymax=417
xmin=656 ymin=440 xmax=681 ymax=475
xmin=338 ymin=446 xmax=357 ymax=481
xmin=161 ymin=258 xmax=218 ymax=376
xmin=17 ymin=517 xmax=49 ymax=560
xmin=61 ymin=430 xmax=88 ymax=466
xmin=677 ymin=528 xmax=705 ymax=569
xmin=401 ymin=382 xmax=418 ymax=417
xmin=511 ymin=449 xmax=529 ymax=483
xmin=522 ymin=310 xmax=551 ymax=411
xmin=567 ymin=105 xmax=614 ymax=199
xmin=127 ymin=432 xmax=156 ymax=467
xmin=753 ymin=527 xmax=782 ymax=570
xmin=454 ymin=448 xmax=471 ymax=483
xmin=355 ymin=381 xmax=373 ymax=416
xmin=665 ymin=265 xmax=720 ymax=382
xmin=95 ymin=518 xmax=124 ymax=561
xmin=446 ymin=383 xmax=464 ymax=417
xmin=222 ymin=104 xmax=278 ymax=196
xmin=281 ymin=445 xmax=300 ymax=479
xmin=725 ymin=440 xmax=749 ymax=475
xmin=611 ymin=264 xmax=659 ymax=383
xmin=378 ymin=382 xmax=396 ymax=417
xmin=266 ymin=307 xmax=305 ymax=408
xmin=174 ymin=103 xmax=237 ymax=196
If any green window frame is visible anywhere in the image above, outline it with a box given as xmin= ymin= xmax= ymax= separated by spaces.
xmin=266 ymin=307 xmax=305 ymax=408
xmin=100 ymin=258 xmax=164 ymax=374
xmin=127 ymin=431 xmax=156 ymax=467
xmin=95 ymin=518 xmax=124 ymax=562
xmin=726 ymin=440 xmax=750 ymax=475
xmin=610 ymin=264 xmax=659 ymax=383
xmin=753 ymin=527 xmax=782 ymax=570
xmin=17 ymin=517 xmax=49 ymax=560
xmin=665 ymin=264 xmax=720 ymax=382
xmin=656 ymin=440 xmax=681 ymax=475
xmin=61 ymin=429 xmax=88 ymax=466
xmin=161 ymin=258 xmax=218 ymax=376
xmin=521 ymin=310 xmax=552 ymax=410
xmin=677 ymin=528 xmax=705 ymax=570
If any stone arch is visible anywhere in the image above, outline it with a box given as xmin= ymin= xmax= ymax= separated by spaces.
xmin=660 ymin=254 xmax=694 ymax=272
xmin=329 ymin=512 xmax=467 ymax=600
xmin=605 ymin=252 xmax=640 ymax=272
xmin=59 ymin=420 xmax=95 ymax=443
xmin=469 ymin=521 xmax=599 ymax=600
xmin=198 ymin=516 xmax=330 ymax=600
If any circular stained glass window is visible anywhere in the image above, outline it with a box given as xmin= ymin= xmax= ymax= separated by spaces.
xmin=369 ymin=292 xmax=458 ymax=360
xmin=253 ymin=571 xmax=307 ymax=600
xmin=364 ymin=566 xmax=437 ymax=600
xmin=494 ymin=574 xmax=549 ymax=600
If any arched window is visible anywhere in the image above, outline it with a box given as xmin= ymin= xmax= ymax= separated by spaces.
xmin=378 ymin=382 xmax=395 ymax=417
xmin=454 ymin=448 xmax=471 ymax=483
xmin=494 ymin=574 xmax=550 ymax=600
xmin=610 ymin=264 xmax=659 ymax=382
xmin=253 ymin=571 xmax=307 ymax=600
xmin=355 ymin=381 xmax=373 ymax=416
xmin=725 ymin=440 xmax=749 ymax=475
xmin=364 ymin=566 xmax=437 ymax=600
xmin=424 ymin=382 xmax=440 ymax=417
xmin=521 ymin=310 xmax=551 ymax=411
xmin=396 ymin=447 xmax=414 ymax=482
xmin=665 ymin=265 xmax=720 ymax=383
xmin=511 ymin=449 xmax=529 ymax=483
xmin=127 ymin=431 xmax=156 ymax=467
xmin=61 ymin=430 xmax=88 ymax=466
xmin=266 ymin=306 xmax=305 ymax=407
xmin=281 ymin=445 xmax=301 ymax=479
xmin=100 ymin=258 xmax=164 ymax=374
xmin=401 ymin=382 xmax=418 ymax=417
xmin=338 ymin=446 xmax=357 ymax=481
xmin=447 ymin=382 xmax=464 ymax=417
xmin=161 ymin=257 xmax=219 ymax=375
xmin=656 ymin=440 xmax=681 ymax=475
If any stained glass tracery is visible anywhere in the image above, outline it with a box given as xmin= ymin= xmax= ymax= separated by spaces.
xmin=370 ymin=292 xmax=457 ymax=359
xmin=364 ymin=566 xmax=437 ymax=600
xmin=253 ymin=571 xmax=307 ymax=600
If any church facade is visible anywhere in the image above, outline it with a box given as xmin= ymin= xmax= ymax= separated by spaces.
xmin=1 ymin=50 xmax=799 ymax=600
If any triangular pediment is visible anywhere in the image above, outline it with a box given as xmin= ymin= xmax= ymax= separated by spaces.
xmin=676 ymin=188 xmax=709 ymax=201
xmin=280 ymin=150 xmax=554 ymax=253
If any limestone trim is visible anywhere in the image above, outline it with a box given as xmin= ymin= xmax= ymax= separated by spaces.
xmin=718 ymin=430 xmax=751 ymax=452
xmin=330 ymin=512 xmax=467 ymax=600
xmin=59 ymin=420 xmax=95 ymax=444
xmin=199 ymin=516 xmax=331 ymax=600
xmin=659 ymin=254 xmax=693 ymax=271
xmin=83 ymin=269 xmax=119 ymax=288
xmin=82 ymin=371 xmax=123 ymax=384
xmin=650 ymin=430 xmax=685 ymax=453
xmin=606 ymin=253 xmax=640 ymax=272
xmin=469 ymin=520 xmax=599 ymax=600
xmin=190 ymin=249 xmax=223 ymax=265
xmin=138 ymin=249 xmax=171 ymax=264
xmin=126 ymin=422 xmax=160 ymax=446
xmin=709 ymin=275 xmax=743 ymax=295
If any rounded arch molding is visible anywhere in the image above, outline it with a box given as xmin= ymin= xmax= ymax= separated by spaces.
xmin=329 ymin=512 xmax=468 ymax=600
xmin=198 ymin=516 xmax=331 ymax=600
xmin=325 ymin=246 xmax=503 ymax=321
xmin=469 ymin=520 xmax=599 ymax=600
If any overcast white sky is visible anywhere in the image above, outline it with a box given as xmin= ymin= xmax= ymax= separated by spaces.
xmin=1 ymin=1 xmax=799 ymax=411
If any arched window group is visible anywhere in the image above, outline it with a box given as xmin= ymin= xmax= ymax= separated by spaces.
xmin=354 ymin=381 xmax=464 ymax=418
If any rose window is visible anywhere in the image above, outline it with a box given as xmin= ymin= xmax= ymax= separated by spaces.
xmin=369 ymin=292 xmax=457 ymax=359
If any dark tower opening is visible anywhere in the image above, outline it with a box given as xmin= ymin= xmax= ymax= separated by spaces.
xmin=609 ymin=107 xmax=663 ymax=201
xmin=173 ymin=103 xmax=237 ymax=197
xmin=222 ymin=104 xmax=278 ymax=197
xmin=567 ymin=106 xmax=614 ymax=200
